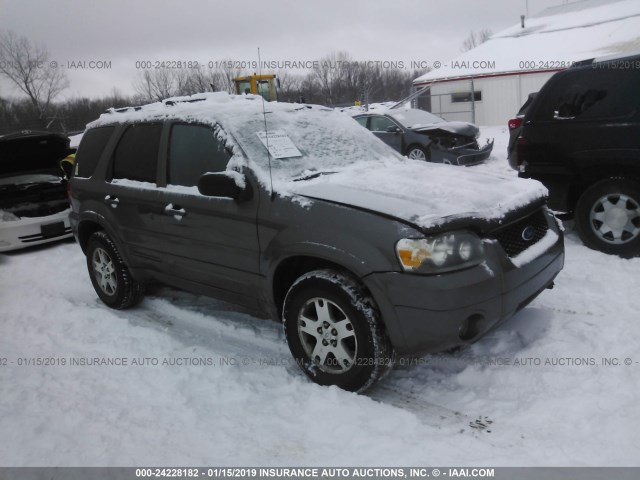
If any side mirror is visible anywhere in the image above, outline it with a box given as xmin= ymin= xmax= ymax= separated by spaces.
xmin=386 ymin=125 xmax=401 ymax=134
xmin=198 ymin=172 xmax=251 ymax=201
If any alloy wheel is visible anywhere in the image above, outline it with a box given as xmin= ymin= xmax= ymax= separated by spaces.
xmin=92 ymin=247 xmax=118 ymax=296
xmin=297 ymin=297 xmax=357 ymax=373
xmin=589 ymin=193 xmax=640 ymax=244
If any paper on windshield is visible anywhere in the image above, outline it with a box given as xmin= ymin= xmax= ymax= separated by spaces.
xmin=256 ymin=130 xmax=302 ymax=159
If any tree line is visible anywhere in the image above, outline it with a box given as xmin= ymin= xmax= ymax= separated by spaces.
xmin=1 ymin=29 xmax=490 ymax=135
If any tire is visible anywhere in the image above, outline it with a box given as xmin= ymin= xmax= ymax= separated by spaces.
xmin=86 ymin=231 xmax=144 ymax=309
xmin=575 ymin=178 xmax=640 ymax=257
xmin=406 ymin=145 xmax=430 ymax=162
xmin=282 ymin=269 xmax=395 ymax=392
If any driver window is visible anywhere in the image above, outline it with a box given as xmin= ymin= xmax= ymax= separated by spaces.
xmin=168 ymin=124 xmax=231 ymax=187
xmin=369 ymin=116 xmax=396 ymax=132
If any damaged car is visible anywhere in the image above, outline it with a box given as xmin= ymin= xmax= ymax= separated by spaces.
xmin=353 ymin=108 xmax=493 ymax=166
xmin=0 ymin=131 xmax=73 ymax=252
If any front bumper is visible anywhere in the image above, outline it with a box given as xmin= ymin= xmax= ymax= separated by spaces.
xmin=0 ymin=208 xmax=72 ymax=252
xmin=435 ymin=139 xmax=495 ymax=166
xmin=363 ymin=222 xmax=564 ymax=356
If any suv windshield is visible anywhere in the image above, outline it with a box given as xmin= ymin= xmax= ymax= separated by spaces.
xmin=389 ymin=109 xmax=444 ymax=128
xmin=225 ymin=108 xmax=401 ymax=181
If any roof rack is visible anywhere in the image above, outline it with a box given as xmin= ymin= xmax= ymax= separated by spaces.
xmin=164 ymin=98 xmax=207 ymax=106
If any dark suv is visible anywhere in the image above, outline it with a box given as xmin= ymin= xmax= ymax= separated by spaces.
xmin=70 ymin=93 xmax=564 ymax=392
xmin=511 ymin=53 xmax=640 ymax=256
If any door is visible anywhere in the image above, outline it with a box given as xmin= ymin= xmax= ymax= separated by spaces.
xmin=368 ymin=115 xmax=403 ymax=153
xmin=155 ymin=122 xmax=262 ymax=307
xmin=102 ymin=123 xmax=167 ymax=270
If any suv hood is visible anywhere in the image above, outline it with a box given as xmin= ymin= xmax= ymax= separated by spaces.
xmin=0 ymin=131 xmax=70 ymax=177
xmin=290 ymin=160 xmax=548 ymax=230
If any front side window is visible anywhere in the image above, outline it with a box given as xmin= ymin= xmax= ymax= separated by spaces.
xmin=369 ymin=116 xmax=398 ymax=132
xmin=112 ymin=123 xmax=162 ymax=183
xmin=168 ymin=124 xmax=231 ymax=187
xmin=236 ymin=80 xmax=251 ymax=95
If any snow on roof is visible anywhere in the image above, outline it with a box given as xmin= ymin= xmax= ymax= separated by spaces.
xmin=414 ymin=0 xmax=640 ymax=84
xmin=90 ymin=91 xmax=319 ymax=128
xmin=335 ymin=101 xmax=399 ymax=116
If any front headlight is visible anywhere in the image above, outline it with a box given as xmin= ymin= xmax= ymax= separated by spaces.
xmin=396 ymin=231 xmax=485 ymax=273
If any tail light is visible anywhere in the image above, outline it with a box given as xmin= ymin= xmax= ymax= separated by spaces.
xmin=508 ymin=117 xmax=523 ymax=130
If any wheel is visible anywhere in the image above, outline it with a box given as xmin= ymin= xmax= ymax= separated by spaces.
xmin=283 ymin=269 xmax=395 ymax=392
xmin=575 ymin=178 xmax=640 ymax=256
xmin=86 ymin=231 xmax=144 ymax=309
xmin=406 ymin=145 xmax=430 ymax=162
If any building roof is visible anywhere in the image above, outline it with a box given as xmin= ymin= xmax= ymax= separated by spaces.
xmin=414 ymin=0 xmax=640 ymax=84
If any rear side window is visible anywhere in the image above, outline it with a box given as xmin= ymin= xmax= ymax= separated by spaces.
xmin=534 ymin=68 xmax=640 ymax=121
xmin=168 ymin=124 xmax=231 ymax=187
xmin=74 ymin=126 xmax=115 ymax=178
xmin=112 ymin=123 xmax=162 ymax=183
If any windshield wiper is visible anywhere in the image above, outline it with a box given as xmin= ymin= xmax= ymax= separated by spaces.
xmin=292 ymin=171 xmax=336 ymax=182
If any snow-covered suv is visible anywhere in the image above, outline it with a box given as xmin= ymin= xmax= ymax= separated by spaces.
xmin=70 ymin=93 xmax=564 ymax=392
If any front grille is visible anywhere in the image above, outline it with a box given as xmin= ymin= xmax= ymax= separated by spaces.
xmin=492 ymin=209 xmax=549 ymax=257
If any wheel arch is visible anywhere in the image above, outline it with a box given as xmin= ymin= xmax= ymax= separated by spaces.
xmin=77 ymin=219 xmax=104 ymax=253
xmin=271 ymin=255 xmax=371 ymax=322
xmin=569 ymin=168 xmax=640 ymax=212
xmin=405 ymin=142 xmax=430 ymax=156
xmin=76 ymin=215 xmax=136 ymax=274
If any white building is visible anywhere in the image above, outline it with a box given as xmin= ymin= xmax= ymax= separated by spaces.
xmin=413 ymin=0 xmax=640 ymax=126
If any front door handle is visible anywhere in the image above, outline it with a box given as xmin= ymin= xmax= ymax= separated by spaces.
xmin=104 ymin=195 xmax=119 ymax=208
xmin=164 ymin=204 xmax=186 ymax=219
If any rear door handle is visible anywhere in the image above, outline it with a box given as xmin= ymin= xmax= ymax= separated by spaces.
xmin=104 ymin=195 xmax=119 ymax=208
xmin=164 ymin=203 xmax=186 ymax=218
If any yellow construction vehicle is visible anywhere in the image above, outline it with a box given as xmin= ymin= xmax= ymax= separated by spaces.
xmin=233 ymin=74 xmax=278 ymax=101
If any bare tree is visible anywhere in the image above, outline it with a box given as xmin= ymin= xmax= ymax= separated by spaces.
xmin=273 ymin=69 xmax=305 ymax=102
xmin=460 ymin=28 xmax=493 ymax=52
xmin=133 ymin=69 xmax=178 ymax=102
xmin=0 ymin=30 xmax=69 ymax=127
xmin=134 ymin=59 xmax=249 ymax=102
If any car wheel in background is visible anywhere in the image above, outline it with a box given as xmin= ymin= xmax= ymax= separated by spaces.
xmin=86 ymin=231 xmax=144 ymax=308
xmin=575 ymin=178 xmax=640 ymax=257
xmin=283 ymin=269 xmax=395 ymax=392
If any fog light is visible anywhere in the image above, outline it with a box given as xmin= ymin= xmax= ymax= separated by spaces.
xmin=459 ymin=314 xmax=485 ymax=341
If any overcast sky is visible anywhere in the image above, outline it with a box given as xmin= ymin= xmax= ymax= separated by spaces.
xmin=1 ymin=0 xmax=570 ymax=99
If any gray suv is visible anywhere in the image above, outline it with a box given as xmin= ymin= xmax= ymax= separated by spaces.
xmin=70 ymin=93 xmax=564 ymax=392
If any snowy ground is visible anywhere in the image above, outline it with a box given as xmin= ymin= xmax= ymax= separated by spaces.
xmin=1 ymin=125 xmax=639 ymax=467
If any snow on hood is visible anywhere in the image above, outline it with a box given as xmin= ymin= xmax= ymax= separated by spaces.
xmin=412 ymin=121 xmax=479 ymax=138
xmin=290 ymin=159 xmax=548 ymax=230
